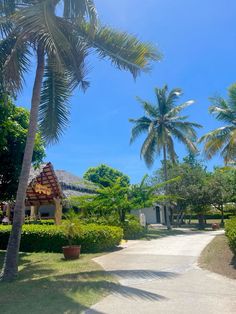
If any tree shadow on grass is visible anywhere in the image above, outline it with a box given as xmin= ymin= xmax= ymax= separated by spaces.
xmin=0 ymin=252 xmax=170 ymax=314
xmin=143 ymin=228 xmax=186 ymax=240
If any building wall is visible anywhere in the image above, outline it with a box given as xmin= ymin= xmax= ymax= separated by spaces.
xmin=131 ymin=206 xmax=166 ymax=224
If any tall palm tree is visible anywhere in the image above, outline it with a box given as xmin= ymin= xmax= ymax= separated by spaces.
xmin=199 ymin=83 xmax=236 ymax=164
xmin=129 ymin=85 xmax=201 ymax=229
xmin=0 ymin=0 xmax=161 ymax=281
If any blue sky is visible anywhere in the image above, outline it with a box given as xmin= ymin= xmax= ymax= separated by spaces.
xmin=17 ymin=0 xmax=236 ymax=183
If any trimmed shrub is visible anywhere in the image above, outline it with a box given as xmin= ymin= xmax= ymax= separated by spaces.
xmin=0 ymin=224 xmax=123 ymax=253
xmin=225 ymin=218 xmax=236 ymax=255
xmin=122 ymin=220 xmax=146 ymax=240
xmin=80 ymin=214 xmax=146 ymax=240
xmin=24 ymin=219 xmax=55 ymax=225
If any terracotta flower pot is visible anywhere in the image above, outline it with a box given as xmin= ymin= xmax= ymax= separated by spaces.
xmin=62 ymin=245 xmax=81 ymax=260
xmin=212 ymin=223 xmax=220 ymax=231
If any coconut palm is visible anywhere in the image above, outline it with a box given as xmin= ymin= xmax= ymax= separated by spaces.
xmin=0 ymin=0 xmax=161 ymax=281
xmin=199 ymin=84 xmax=236 ymax=164
xmin=129 ymin=85 xmax=202 ymax=229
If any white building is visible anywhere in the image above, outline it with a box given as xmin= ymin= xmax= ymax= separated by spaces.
xmin=131 ymin=205 xmax=168 ymax=225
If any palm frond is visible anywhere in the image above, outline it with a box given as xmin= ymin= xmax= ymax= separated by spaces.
xmin=221 ymin=129 xmax=236 ymax=164
xmin=2 ymin=37 xmax=31 ymax=92
xmin=166 ymin=133 xmax=178 ymax=163
xmin=209 ymin=105 xmax=234 ymax=124
xmin=0 ymin=16 xmax=13 ymax=37
xmin=63 ymin=0 xmax=98 ymax=27
xmin=166 ymin=100 xmax=194 ymax=118
xmin=171 ymin=121 xmax=202 ymax=139
xmin=198 ymin=126 xmax=232 ymax=160
xmin=228 ymin=83 xmax=236 ymax=111
xmin=55 ymin=17 xmax=89 ymax=91
xmin=38 ymin=58 xmax=71 ymax=144
xmin=15 ymin=2 xmax=89 ymax=90
xmin=141 ymin=132 xmax=157 ymax=168
xmin=169 ymin=126 xmax=198 ymax=154
xmin=129 ymin=116 xmax=152 ymax=144
xmin=136 ymin=96 xmax=158 ymax=118
xmin=155 ymin=85 xmax=168 ymax=115
xmin=140 ymin=123 xmax=158 ymax=168
xmin=166 ymin=88 xmax=182 ymax=107
xmin=76 ymin=23 xmax=162 ymax=79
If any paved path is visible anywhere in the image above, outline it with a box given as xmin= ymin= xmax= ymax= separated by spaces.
xmin=86 ymin=230 xmax=236 ymax=314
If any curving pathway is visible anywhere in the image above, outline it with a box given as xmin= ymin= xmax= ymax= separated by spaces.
xmin=86 ymin=229 xmax=236 ymax=314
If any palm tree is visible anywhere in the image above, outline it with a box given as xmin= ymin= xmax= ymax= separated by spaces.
xmin=129 ymin=85 xmax=201 ymax=229
xmin=0 ymin=0 xmax=161 ymax=281
xmin=199 ymin=83 xmax=236 ymax=164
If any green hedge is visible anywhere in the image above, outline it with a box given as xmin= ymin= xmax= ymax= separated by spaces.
xmin=225 ymin=218 xmax=236 ymax=255
xmin=122 ymin=220 xmax=146 ymax=240
xmin=184 ymin=214 xmax=231 ymax=220
xmin=80 ymin=214 xmax=146 ymax=240
xmin=0 ymin=224 xmax=123 ymax=253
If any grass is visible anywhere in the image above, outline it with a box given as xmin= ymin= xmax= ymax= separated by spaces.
xmin=0 ymin=251 xmax=117 ymax=314
xmin=199 ymin=234 xmax=236 ymax=280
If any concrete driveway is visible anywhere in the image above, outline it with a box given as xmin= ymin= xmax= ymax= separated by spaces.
xmin=86 ymin=230 xmax=236 ymax=314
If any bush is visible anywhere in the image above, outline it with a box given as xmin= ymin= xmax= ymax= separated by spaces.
xmin=0 ymin=224 xmax=123 ymax=253
xmin=122 ymin=220 xmax=146 ymax=240
xmin=24 ymin=219 xmax=55 ymax=225
xmin=225 ymin=218 xmax=236 ymax=255
xmin=81 ymin=214 xmax=146 ymax=240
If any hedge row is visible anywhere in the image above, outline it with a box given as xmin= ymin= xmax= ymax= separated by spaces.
xmin=225 ymin=218 xmax=236 ymax=255
xmin=0 ymin=224 xmax=123 ymax=253
xmin=184 ymin=214 xmax=231 ymax=220
xmin=122 ymin=220 xmax=146 ymax=240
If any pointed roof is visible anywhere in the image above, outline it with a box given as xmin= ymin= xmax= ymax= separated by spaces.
xmin=26 ymin=163 xmax=63 ymax=206
xmin=26 ymin=163 xmax=97 ymax=206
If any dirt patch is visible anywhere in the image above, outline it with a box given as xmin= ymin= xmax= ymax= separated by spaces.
xmin=199 ymin=234 xmax=236 ymax=280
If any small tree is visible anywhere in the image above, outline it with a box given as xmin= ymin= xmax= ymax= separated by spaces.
xmin=61 ymin=211 xmax=82 ymax=246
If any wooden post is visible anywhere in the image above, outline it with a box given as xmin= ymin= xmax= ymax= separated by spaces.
xmin=54 ymin=198 xmax=62 ymax=225
xmin=30 ymin=205 xmax=39 ymax=220
xmin=6 ymin=203 xmax=11 ymax=219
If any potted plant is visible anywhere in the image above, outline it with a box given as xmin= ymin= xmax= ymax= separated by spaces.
xmin=61 ymin=210 xmax=82 ymax=260
xmin=212 ymin=223 xmax=220 ymax=231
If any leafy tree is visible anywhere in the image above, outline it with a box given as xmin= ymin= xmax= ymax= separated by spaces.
xmin=199 ymin=83 xmax=236 ymax=164
xmin=0 ymin=96 xmax=45 ymax=201
xmin=0 ymin=0 xmax=160 ymax=281
xmin=129 ymin=85 xmax=201 ymax=229
xmin=152 ymin=155 xmax=211 ymax=228
xmin=83 ymin=164 xmax=130 ymax=187
xmin=130 ymin=174 xmax=180 ymax=209
xmin=74 ymin=178 xmax=133 ymax=223
xmin=206 ymin=168 xmax=233 ymax=225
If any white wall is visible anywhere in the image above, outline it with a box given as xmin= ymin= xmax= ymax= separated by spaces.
xmin=131 ymin=206 xmax=166 ymax=224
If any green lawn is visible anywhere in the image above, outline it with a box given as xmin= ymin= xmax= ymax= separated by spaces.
xmin=0 ymin=251 xmax=116 ymax=314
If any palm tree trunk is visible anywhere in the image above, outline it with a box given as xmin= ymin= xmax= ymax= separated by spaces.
xmin=0 ymin=47 xmax=45 ymax=282
xmin=163 ymin=145 xmax=171 ymax=230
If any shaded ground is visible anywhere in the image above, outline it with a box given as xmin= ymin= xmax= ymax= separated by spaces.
xmin=142 ymin=227 xmax=186 ymax=240
xmin=199 ymin=234 xmax=236 ymax=280
xmin=0 ymin=251 xmax=118 ymax=314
